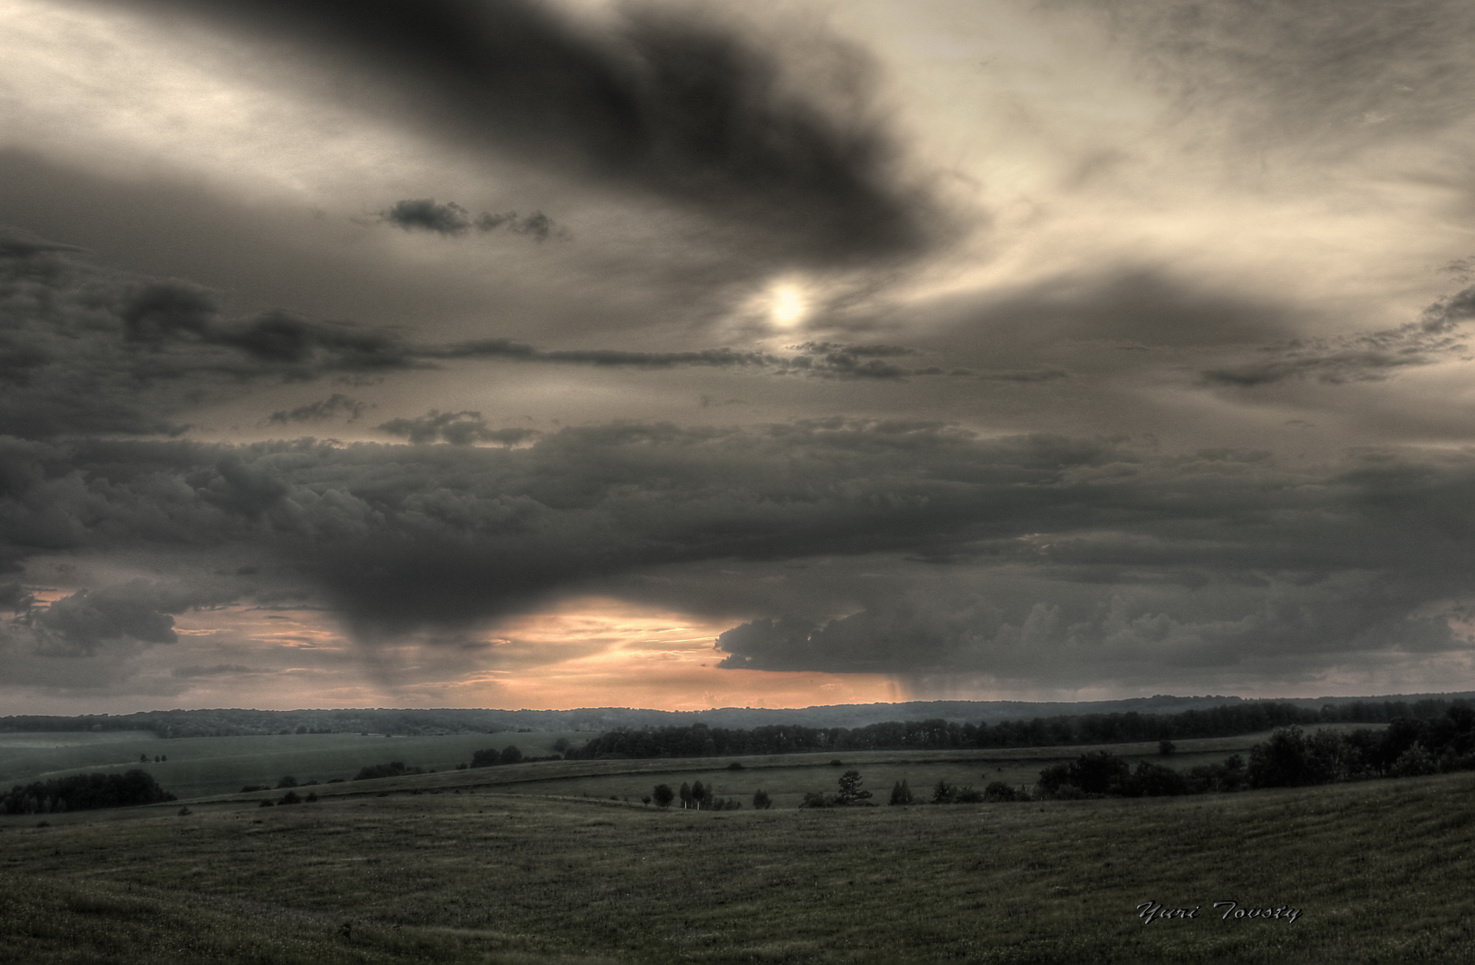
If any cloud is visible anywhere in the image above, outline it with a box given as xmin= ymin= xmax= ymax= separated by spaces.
xmin=1202 ymin=284 xmax=1475 ymax=386
xmin=0 ymin=225 xmax=86 ymax=258
xmin=380 ymin=198 xmax=473 ymax=236
xmin=1055 ymin=0 xmax=1475 ymax=157
xmin=1 ymin=246 xmax=983 ymax=443
xmin=380 ymin=199 xmax=569 ymax=242
xmin=267 ymin=394 xmax=368 ymax=425
xmin=22 ymin=579 xmax=233 ymax=656
xmin=103 ymin=0 xmax=951 ymax=266
xmin=6 ymin=412 xmax=1475 ymax=688
xmin=376 ymin=411 xmax=541 ymax=447
xmin=714 ymin=576 xmax=1466 ymax=686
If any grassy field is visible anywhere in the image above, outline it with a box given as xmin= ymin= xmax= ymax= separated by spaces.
xmin=0 ymin=731 xmax=588 ymax=801
xmin=2 ymin=730 xmax=1469 ymax=963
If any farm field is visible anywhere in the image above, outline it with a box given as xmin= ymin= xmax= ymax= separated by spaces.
xmin=0 ymin=731 xmax=589 ymax=801
xmin=1 ymin=726 xmax=1371 ymax=807
xmin=1 ymin=759 xmax=1471 ymax=964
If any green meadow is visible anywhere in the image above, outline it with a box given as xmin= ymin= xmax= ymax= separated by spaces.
xmin=2 ymin=726 xmax=1468 ymax=963
xmin=0 ymin=731 xmax=586 ymax=801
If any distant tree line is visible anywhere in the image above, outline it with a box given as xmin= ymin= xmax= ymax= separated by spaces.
xmin=1 ymin=770 xmax=175 ymax=814
xmin=1033 ymin=706 xmax=1475 ymax=799
xmin=573 ymin=699 xmax=1472 ymax=761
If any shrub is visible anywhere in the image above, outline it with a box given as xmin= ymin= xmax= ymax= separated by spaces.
xmin=279 ymin=791 xmax=302 ymax=805
xmin=652 ymin=784 xmax=675 ymax=808
xmin=752 ymin=789 xmax=773 ymax=810
xmin=983 ymin=781 xmax=1024 ymax=803
xmin=352 ymin=761 xmax=423 ymax=781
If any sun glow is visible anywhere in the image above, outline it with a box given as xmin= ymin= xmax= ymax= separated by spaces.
xmin=766 ymin=281 xmax=809 ymax=328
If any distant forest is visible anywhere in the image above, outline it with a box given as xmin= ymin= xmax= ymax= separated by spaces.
xmin=572 ymin=698 xmax=1474 ymax=760
xmin=5 ymin=693 xmax=1475 ymax=740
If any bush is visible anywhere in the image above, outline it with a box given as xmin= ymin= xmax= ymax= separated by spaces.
xmin=752 ymin=789 xmax=773 ymax=810
xmin=353 ymin=761 xmax=423 ymax=781
xmin=652 ymin=784 xmax=675 ymax=808
xmin=983 ymin=781 xmax=1023 ymax=802
xmin=279 ymin=791 xmax=302 ymax=805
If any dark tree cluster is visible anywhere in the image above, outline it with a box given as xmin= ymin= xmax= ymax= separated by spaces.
xmin=1 ymin=770 xmax=175 ymax=814
xmin=675 ymin=780 xmax=741 ymax=810
xmin=1246 ymin=708 xmax=1475 ymax=787
xmin=470 ymin=745 xmax=525 ymax=767
xmin=1035 ymin=750 xmax=1247 ymax=799
xmin=352 ymin=761 xmax=424 ymax=781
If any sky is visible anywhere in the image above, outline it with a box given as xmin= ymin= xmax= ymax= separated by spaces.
xmin=3 ymin=0 xmax=1475 ymax=714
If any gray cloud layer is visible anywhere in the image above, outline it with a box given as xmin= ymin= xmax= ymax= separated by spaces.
xmin=99 ymin=0 xmax=947 ymax=266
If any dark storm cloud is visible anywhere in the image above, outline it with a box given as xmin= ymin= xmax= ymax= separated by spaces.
xmin=267 ymin=394 xmax=368 ymax=425
xmin=0 ymin=250 xmax=420 ymax=439
xmin=6 ymin=400 xmax=1475 ymax=684
xmin=1202 ymin=284 xmax=1475 ymax=387
xmin=1054 ymin=0 xmax=1475 ymax=155
xmin=104 ymin=0 xmax=945 ymax=266
xmin=25 ymin=579 xmax=231 ymax=656
xmin=376 ymin=411 xmax=541 ymax=447
xmin=380 ymin=199 xmax=568 ymax=242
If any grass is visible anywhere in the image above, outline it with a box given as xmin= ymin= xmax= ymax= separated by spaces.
xmin=0 ymin=737 xmax=1469 ymax=963
xmin=0 ymin=731 xmax=588 ymax=800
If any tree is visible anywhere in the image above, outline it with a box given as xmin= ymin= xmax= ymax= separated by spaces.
xmin=498 ymin=745 xmax=523 ymax=765
xmin=679 ymin=782 xmax=693 ymax=809
xmin=888 ymin=780 xmax=913 ymax=805
xmin=653 ymin=784 xmax=675 ymax=808
xmin=1158 ymin=740 xmax=1176 ymax=756
xmin=836 ymin=770 xmax=871 ymax=806
xmin=752 ymin=789 xmax=772 ymax=810
xmin=690 ymin=780 xmax=708 ymax=809
xmin=932 ymin=778 xmax=956 ymax=804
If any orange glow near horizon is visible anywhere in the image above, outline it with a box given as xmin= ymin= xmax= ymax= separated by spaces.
xmin=454 ymin=598 xmax=907 ymax=711
xmin=154 ymin=597 xmax=907 ymax=712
